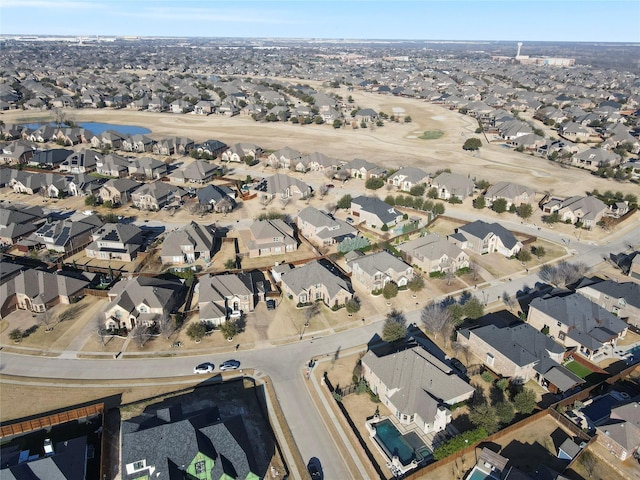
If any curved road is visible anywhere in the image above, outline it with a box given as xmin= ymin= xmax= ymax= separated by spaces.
xmin=1 ymin=213 xmax=638 ymax=479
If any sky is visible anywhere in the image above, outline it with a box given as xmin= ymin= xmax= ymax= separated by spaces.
xmin=1 ymin=0 xmax=639 ymax=43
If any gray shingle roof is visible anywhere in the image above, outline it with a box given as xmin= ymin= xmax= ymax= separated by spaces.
xmin=351 ymin=195 xmax=400 ymax=225
xmin=280 ymin=260 xmax=352 ymax=299
xmin=458 ymin=220 xmax=520 ymax=249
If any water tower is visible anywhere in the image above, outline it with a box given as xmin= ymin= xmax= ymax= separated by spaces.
xmin=516 ymin=42 xmax=523 ymax=58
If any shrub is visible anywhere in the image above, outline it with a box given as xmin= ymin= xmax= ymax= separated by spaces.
xmin=186 ymin=322 xmax=207 ymax=342
xmin=481 ymin=370 xmax=494 ymax=382
xmin=9 ymin=328 xmax=23 ymax=342
xmin=514 ymin=388 xmax=537 ymax=414
xmin=433 ymin=428 xmax=487 ymax=460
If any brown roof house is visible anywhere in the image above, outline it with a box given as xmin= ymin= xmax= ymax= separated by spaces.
xmin=160 ymin=222 xmax=218 ymax=266
xmin=296 ymin=206 xmax=357 ymax=247
xmin=279 ymin=260 xmax=353 ymax=308
xmin=449 ymin=220 xmax=522 ymax=258
xmin=362 ymin=343 xmax=474 ymax=436
xmin=527 ymin=293 xmax=628 ymax=361
xmin=595 ymin=400 xmax=640 ymax=461
xmin=0 ymin=269 xmax=89 ymax=318
xmin=98 ymin=178 xmax=141 ymax=206
xmin=245 ymin=219 xmax=298 ymax=258
xmin=103 ymin=276 xmax=185 ymax=330
xmin=197 ymin=273 xmax=255 ymax=325
xmin=398 ymin=233 xmax=469 ymax=274
xmin=85 ymin=223 xmax=144 ymax=262
xmin=457 ymin=319 xmax=584 ymax=394
xmin=346 ymin=250 xmax=414 ymax=292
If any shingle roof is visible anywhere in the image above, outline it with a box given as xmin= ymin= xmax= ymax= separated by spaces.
xmin=347 ymin=250 xmax=410 ymax=277
xmin=351 ymin=196 xmax=400 ymax=225
xmin=458 ymin=220 xmax=520 ymax=249
xmin=280 ymin=260 xmax=352 ymax=299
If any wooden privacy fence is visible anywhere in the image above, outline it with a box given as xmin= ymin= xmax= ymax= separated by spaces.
xmin=0 ymin=403 xmax=104 ymax=438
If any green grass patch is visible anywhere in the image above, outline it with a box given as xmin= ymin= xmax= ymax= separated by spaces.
xmin=564 ymin=360 xmax=592 ymax=379
xmin=419 ymin=130 xmax=444 ymax=140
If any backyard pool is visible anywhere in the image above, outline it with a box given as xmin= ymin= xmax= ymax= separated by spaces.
xmin=373 ymin=419 xmax=430 ymax=466
xmin=466 ymin=465 xmax=501 ymax=480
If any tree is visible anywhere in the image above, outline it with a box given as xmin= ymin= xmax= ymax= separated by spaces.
xmin=333 ymin=119 xmax=342 ymax=129
xmin=469 ymin=403 xmax=500 ymax=434
xmin=513 ymin=388 xmax=537 ymax=414
xmin=492 ymin=198 xmax=508 ymax=214
xmin=365 ymin=177 xmax=384 ymax=190
xmin=220 ymin=319 xmax=240 ymax=339
xmin=516 ymin=249 xmax=532 ymax=262
xmin=462 ymin=138 xmax=482 ymax=151
xmin=407 ymin=275 xmax=425 ymax=293
xmin=84 ymin=194 xmax=98 ymax=206
xmin=345 ymin=298 xmax=360 ymax=314
xmin=38 ymin=310 xmax=55 ymax=332
xmin=516 ymin=203 xmax=533 ymax=220
xmin=404 ymin=116 xmax=412 ymax=123
xmin=421 ymin=303 xmax=454 ymax=346
xmin=473 ymin=195 xmax=486 ymax=209
xmin=531 ymin=245 xmax=546 ymax=259
xmin=9 ymin=328 xmax=23 ymax=342
xmin=426 ymin=187 xmax=439 ymax=199
xmin=382 ymin=308 xmax=407 ymax=342
xmin=463 ymin=296 xmax=484 ymax=320
xmin=496 ymin=378 xmax=509 ymax=392
xmin=432 ymin=202 xmax=446 ymax=215
xmin=158 ymin=312 xmax=175 ymax=339
xmin=336 ymin=194 xmax=352 ymax=210
xmin=186 ymin=322 xmax=207 ymax=342
xmin=543 ymin=212 xmax=561 ymax=224
xmin=579 ymin=450 xmax=597 ymax=477
xmin=382 ymin=281 xmax=399 ymax=300
xmin=495 ymin=401 xmax=516 ymax=424
xmin=131 ymin=323 xmax=152 ymax=347
xmin=409 ymin=184 xmax=426 ymax=197
xmin=224 ymin=258 xmax=236 ymax=270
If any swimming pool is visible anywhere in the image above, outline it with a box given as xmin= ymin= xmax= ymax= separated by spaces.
xmin=466 ymin=465 xmax=500 ymax=480
xmin=374 ymin=419 xmax=425 ymax=466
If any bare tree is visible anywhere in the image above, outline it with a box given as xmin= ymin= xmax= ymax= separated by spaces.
xmin=421 ymin=302 xmax=454 ymax=347
xmin=468 ymin=260 xmax=478 ymax=281
xmin=304 ymin=302 xmax=321 ymax=326
xmin=38 ymin=310 xmax=55 ymax=332
xmin=325 ymin=202 xmax=337 ymax=214
xmin=158 ymin=312 xmax=175 ymax=339
xmin=318 ymin=185 xmax=329 ymax=198
xmin=94 ymin=315 xmax=109 ymax=346
xmin=131 ymin=323 xmax=152 ymax=347
xmin=502 ymin=291 xmax=516 ymax=311
xmin=540 ymin=261 xmax=589 ymax=287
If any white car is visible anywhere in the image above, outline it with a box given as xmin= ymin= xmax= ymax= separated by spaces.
xmin=193 ymin=362 xmax=214 ymax=374
xmin=219 ymin=360 xmax=241 ymax=371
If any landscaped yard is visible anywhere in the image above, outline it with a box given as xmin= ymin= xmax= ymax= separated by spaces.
xmin=564 ymin=360 xmax=592 ymax=379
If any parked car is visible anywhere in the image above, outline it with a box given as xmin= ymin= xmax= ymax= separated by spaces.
xmin=307 ymin=458 xmax=323 ymax=479
xmin=346 ymin=217 xmax=354 ymax=224
xmin=450 ymin=358 xmax=467 ymax=374
xmin=219 ymin=359 xmax=241 ymax=371
xmin=266 ymin=299 xmax=276 ymax=310
xmin=193 ymin=362 xmax=214 ymax=374
xmin=326 ymin=184 xmax=334 ymax=189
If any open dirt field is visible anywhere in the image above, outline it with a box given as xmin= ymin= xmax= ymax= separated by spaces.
xmin=3 ymin=85 xmax=638 ymax=199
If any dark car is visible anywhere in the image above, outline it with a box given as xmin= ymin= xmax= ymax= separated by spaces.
xmin=307 ymin=458 xmax=323 ymax=479
xmin=266 ymin=299 xmax=276 ymax=310
xmin=219 ymin=359 xmax=241 ymax=371
xmin=450 ymin=358 xmax=467 ymax=374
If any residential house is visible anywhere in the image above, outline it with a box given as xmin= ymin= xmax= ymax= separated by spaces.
xmin=128 ymin=157 xmax=167 ymax=180
xmin=121 ymin=405 xmax=260 ymax=480
xmin=398 ymin=233 xmax=469 ymax=273
xmin=122 ymin=134 xmax=155 ymax=153
xmin=350 ymin=195 xmax=402 ymax=228
xmin=131 ymin=181 xmax=185 ymax=211
xmin=59 ymin=149 xmax=102 ymax=174
xmin=431 ymin=172 xmax=475 ymax=200
xmin=90 ymin=130 xmax=125 ymax=150
xmin=221 ymin=142 xmax=263 ymax=163
xmin=388 ymin=167 xmax=430 ymax=192
xmin=449 ymin=220 xmax=522 ymax=257
xmin=347 ymin=250 xmax=414 ymax=291
xmin=362 ymin=344 xmax=474 ymax=435
xmin=527 ymin=293 xmax=628 ymax=360
xmin=160 ymin=222 xmax=218 ymax=265
xmin=485 ymin=181 xmax=536 ymax=208
xmin=457 ymin=320 xmax=584 ymax=394
xmin=26 ymin=148 xmax=72 ymax=169
xmin=572 ymin=148 xmax=621 ymax=171
xmin=96 ymin=153 xmax=130 ymax=178
xmin=302 ymin=151 xmax=340 ymax=173
xmin=170 ymin=160 xmax=219 ymax=184
xmin=195 ymin=139 xmax=227 ymax=158
xmin=542 ymin=196 xmax=607 ymax=229
xmin=630 ymin=253 xmax=640 ymax=281
xmin=67 ymin=173 xmax=108 ymax=197
xmin=85 ymin=223 xmax=144 ymax=262
xmin=576 ymin=279 xmax=640 ymax=325
xmin=595 ymin=401 xmax=640 ymax=461
xmin=0 ymin=269 xmax=89 ymax=317
xmin=280 ymin=260 xmax=354 ymax=308
xmin=0 ymin=206 xmax=45 ymax=246
xmin=254 ymin=173 xmax=312 ymax=200
xmin=153 ymin=137 xmax=195 ymax=156
xmin=196 ymin=184 xmax=237 ymax=213
xmin=559 ymin=122 xmax=594 ymax=139
xmin=193 ymin=100 xmax=216 ymax=115
xmin=198 ymin=273 xmax=255 ymax=325
xmin=32 ymin=212 xmax=103 ymax=253
xmin=9 ymin=171 xmax=65 ymax=197
xmin=266 ymin=146 xmax=303 ymax=169
xmin=0 ymin=140 xmax=36 ymax=165
xmin=245 ymin=219 xmax=298 ymax=258
xmin=103 ymin=276 xmax=185 ymax=330
xmin=343 ymin=158 xmax=386 ymax=180
xmin=355 ymin=108 xmax=378 ymax=123
xmin=296 ymin=206 xmax=357 ymax=247
xmin=98 ymin=178 xmax=141 ymax=205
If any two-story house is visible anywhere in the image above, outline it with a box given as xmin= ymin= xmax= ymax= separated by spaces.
xmin=448 ymin=220 xmax=522 ymax=257
xmin=198 ymin=273 xmax=255 ymax=325
xmin=131 ymin=181 xmax=185 ymax=211
xmin=160 ymin=222 xmax=218 ymax=265
xmin=245 ymin=219 xmax=298 ymax=258
xmin=85 ymin=223 xmax=144 ymax=262
xmin=347 ymin=250 xmax=414 ymax=291
xmin=296 ymin=206 xmax=357 ymax=247
xmin=350 ymin=196 xmax=402 ymax=228
xmin=279 ymin=260 xmax=354 ymax=308
xmin=398 ymin=233 xmax=469 ymax=273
